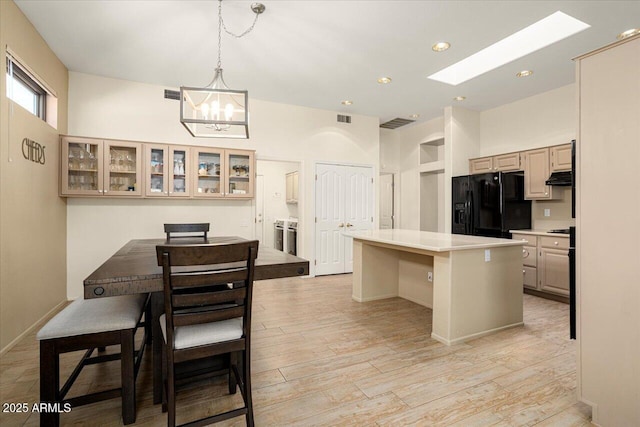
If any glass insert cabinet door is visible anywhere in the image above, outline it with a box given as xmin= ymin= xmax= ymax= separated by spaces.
xmin=225 ymin=149 xmax=255 ymax=198
xmin=193 ymin=148 xmax=224 ymax=198
xmin=169 ymin=147 xmax=190 ymax=197
xmin=145 ymin=145 xmax=168 ymax=197
xmin=62 ymin=136 xmax=103 ymax=196
xmin=144 ymin=145 xmax=191 ymax=197
xmin=104 ymin=140 xmax=142 ymax=196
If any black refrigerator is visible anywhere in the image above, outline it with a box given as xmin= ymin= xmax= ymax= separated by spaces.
xmin=452 ymin=172 xmax=531 ymax=238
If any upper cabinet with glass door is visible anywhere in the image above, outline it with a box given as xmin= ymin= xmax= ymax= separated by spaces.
xmin=61 ymin=136 xmax=103 ymax=196
xmin=61 ymin=136 xmax=142 ymax=197
xmin=193 ymin=147 xmax=225 ymax=198
xmin=225 ymin=149 xmax=255 ymax=199
xmin=144 ymin=144 xmax=191 ymax=197
xmin=104 ymin=140 xmax=142 ymax=196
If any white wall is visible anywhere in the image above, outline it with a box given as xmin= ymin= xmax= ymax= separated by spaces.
xmin=380 ymin=117 xmax=444 ymax=230
xmin=67 ymin=72 xmax=379 ymax=298
xmin=480 ymin=84 xmax=575 ymax=155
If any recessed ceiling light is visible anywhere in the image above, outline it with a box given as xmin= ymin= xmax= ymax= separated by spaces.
xmin=432 ymin=42 xmax=450 ymax=52
xmin=428 ymin=11 xmax=590 ymax=86
xmin=377 ymin=77 xmax=392 ymax=84
xmin=341 ymin=100 xmax=353 ymax=105
xmin=410 ymin=114 xmax=420 ymax=119
xmin=516 ymin=70 xmax=533 ymax=78
xmin=453 ymin=96 xmax=466 ymax=101
xmin=617 ymin=28 xmax=640 ymax=40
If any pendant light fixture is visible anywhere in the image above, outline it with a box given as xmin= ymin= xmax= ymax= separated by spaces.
xmin=180 ymin=0 xmax=265 ymax=139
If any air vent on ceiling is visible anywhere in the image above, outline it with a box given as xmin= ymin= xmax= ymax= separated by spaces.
xmin=337 ymin=114 xmax=352 ymax=124
xmin=164 ymin=89 xmax=180 ymax=100
xmin=380 ymin=117 xmax=415 ymax=129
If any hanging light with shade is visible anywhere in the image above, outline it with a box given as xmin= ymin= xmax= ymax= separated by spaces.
xmin=180 ymin=0 xmax=265 ymax=139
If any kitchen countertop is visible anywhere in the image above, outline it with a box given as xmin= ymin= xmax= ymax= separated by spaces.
xmin=345 ymin=229 xmax=524 ymax=252
xmin=510 ymin=229 xmax=570 ymax=237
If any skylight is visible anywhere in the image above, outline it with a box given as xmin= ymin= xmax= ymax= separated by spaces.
xmin=428 ymin=11 xmax=590 ymax=86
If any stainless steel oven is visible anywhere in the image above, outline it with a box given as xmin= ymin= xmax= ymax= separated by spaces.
xmin=274 ymin=220 xmax=284 ymax=251
xmin=286 ymin=221 xmax=297 ymax=256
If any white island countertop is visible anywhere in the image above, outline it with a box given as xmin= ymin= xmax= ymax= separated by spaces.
xmin=345 ymin=229 xmax=524 ymax=253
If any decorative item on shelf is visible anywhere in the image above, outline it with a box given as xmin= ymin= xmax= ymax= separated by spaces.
xmin=180 ymin=0 xmax=265 ymax=139
xmin=232 ymin=164 xmax=249 ymax=176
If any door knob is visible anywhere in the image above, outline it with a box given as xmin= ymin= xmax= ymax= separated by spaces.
xmin=346 ymin=223 xmax=353 ymax=227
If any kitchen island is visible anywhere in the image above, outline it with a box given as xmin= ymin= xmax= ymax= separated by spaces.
xmin=347 ymin=229 xmax=525 ymax=345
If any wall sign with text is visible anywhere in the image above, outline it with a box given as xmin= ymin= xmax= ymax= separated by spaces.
xmin=22 ymin=138 xmax=45 ymax=165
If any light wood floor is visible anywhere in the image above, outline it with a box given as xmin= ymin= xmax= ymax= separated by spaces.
xmin=0 ymin=274 xmax=592 ymax=426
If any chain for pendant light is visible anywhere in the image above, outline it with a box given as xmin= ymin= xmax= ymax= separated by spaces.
xmin=215 ymin=0 xmax=263 ymax=70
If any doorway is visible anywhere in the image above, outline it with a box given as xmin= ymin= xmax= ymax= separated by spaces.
xmin=315 ymin=163 xmax=374 ymax=276
xmin=254 ymin=159 xmax=301 ymax=252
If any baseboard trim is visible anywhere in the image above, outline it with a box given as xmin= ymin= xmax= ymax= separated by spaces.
xmin=432 ymin=322 xmax=525 ymax=346
xmin=352 ymin=293 xmax=398 ymax=302
xmin=0 ymin=300 xmax=68 ymax=356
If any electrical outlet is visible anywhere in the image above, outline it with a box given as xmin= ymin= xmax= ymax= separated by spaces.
xmin=427 ymin=272 xmax=433 ymax=282
xmin=544 ymin=208 xmax=551 ymax=217
xmin=485 ymin=249 xmax=491 ymax=262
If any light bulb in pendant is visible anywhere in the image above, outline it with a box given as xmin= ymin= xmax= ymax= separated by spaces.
xmin=211 ymin=100 xmax=220 ymax=120
xmin=200 ymin=103 xmax=209 ymax=120
xmin=225 ymin=104 xmax=234 ymax=121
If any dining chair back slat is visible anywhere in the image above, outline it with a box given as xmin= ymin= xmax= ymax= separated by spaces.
xmin=163 ymin=223 xmax=209 ymax=242
xmin=169 ymin=268 xmax=248 ymax=288
xmin=156 ymin=242 xmax=252 ymax=266
xmin=172 ymin=287 xmax=247 ymax=308
xmin=173 ymin=305 xmax=246 ymax=327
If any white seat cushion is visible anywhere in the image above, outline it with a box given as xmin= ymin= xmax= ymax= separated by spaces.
xmin=160 ymin=314 xmax=243 ymax=350
xmin=37 ymin=294 xmax=147 ymax=341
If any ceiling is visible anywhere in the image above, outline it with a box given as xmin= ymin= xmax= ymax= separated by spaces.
xmin=15 ymin=0 xmax=640 ymax=126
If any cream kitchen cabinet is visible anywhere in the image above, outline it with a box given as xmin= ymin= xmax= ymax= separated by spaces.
xmin=144 ymin=144 xmax=191 ymax=198
xmin=469 ymin=152 xmax=522 ymax=174
xmin=224 ymin=149 xmax=255 ymax=199
xmin=286 ymin=171 xmax=299 ymax=204
xmin=192 ymin=147 xmax=225 ymax=198
xmin=550 ymin=143 xmax=572 ymax=172
xmin=512 ymin=232 xmax=569 ymax=299
xmin=523 ymin=148 xmax=554 ymax=200
xmin=61 ymin=136 xmax=142 ymax=197
xmin=538 ymin=236 xmax=570 ymax=296
xmin=191 ymin=148 xmax=255 ymax=199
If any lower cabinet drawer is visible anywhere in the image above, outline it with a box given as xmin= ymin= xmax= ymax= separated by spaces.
xmin=522 ymin=245 xmax=537 ymax=267
xmin=523 ymin=266 xmax=537 ymax=290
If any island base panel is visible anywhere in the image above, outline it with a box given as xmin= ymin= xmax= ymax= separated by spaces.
xmin=432 ymin=247 xmax=523 ymax=345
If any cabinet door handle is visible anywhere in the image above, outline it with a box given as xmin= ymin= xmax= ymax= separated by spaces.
xmin=523 ymin=269 xmax=526 ymax=274
xmin=522 ymin=249 xmax=529 ymax=258
xmin=346 ymin=223 xmax=353 ymax=227
xmin=338 ymin=223 xmax=344 ymax=228
xmin=554 ymin=241 xmax=559 ymax=246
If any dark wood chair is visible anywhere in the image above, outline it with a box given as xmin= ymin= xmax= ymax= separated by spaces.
xmin=37 ymin=294 xmax=150 ymax=426
xmin=163 ymin=223 xmax=209 ymax=242
xmin=156 ymin=240 xmax=258 ymax=427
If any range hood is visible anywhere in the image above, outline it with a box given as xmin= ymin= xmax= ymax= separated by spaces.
xmin=546 ymin=171 xmax=572 ymax=186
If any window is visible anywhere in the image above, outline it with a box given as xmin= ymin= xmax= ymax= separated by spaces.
xmin=6 ymin=57 xmax=47 ymax=120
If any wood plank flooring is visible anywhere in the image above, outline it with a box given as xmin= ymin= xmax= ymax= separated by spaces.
xmin=0 ymin=274 xmax=592 ymax=426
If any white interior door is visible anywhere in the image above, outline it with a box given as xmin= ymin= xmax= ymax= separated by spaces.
xmin=380 ymin=173 xmax=394 ymax=229
xmin=254 ymin=174 xmax=264 ymax=243
xmin=315 ymin=164 xmax=345 ymax=275
xmin=315 ymin=163 xmax=374 ymax=276
xmin=344 ymin=166 xmax=374 ymax=273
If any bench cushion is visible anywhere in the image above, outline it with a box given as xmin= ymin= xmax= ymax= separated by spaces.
xmin=37 ymin=294 xmax=147 ymax=341
xmin=160 ymin=314 xmax=243 ymax=350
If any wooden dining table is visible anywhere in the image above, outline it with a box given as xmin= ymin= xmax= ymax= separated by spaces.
xmin=84 ymin=237 xmax=309 ymax=404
